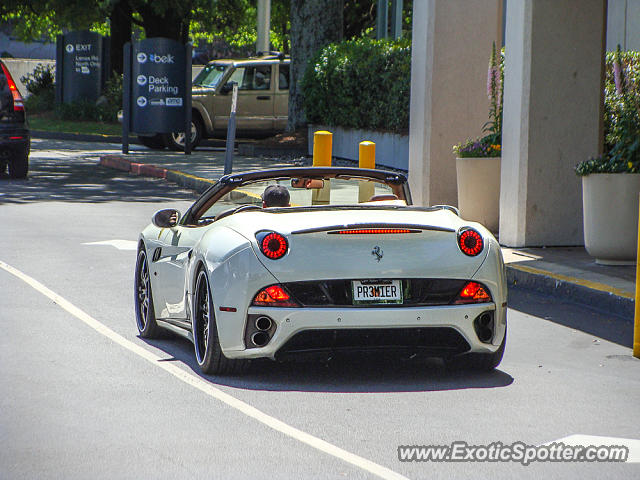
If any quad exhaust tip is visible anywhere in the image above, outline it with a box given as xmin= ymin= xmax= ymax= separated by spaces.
xmin=255 ymin=316 xmax=273 ymax=331
xmin=251 ymin=331 xmax=270 ymax=347
xmin=474 ymin=312 xmax=494 ymax=343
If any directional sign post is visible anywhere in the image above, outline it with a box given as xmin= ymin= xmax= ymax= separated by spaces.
xmin=122 ymin=38 xmax=191 ymax=155
xmin=56 ymin=31 xmax=109 ymax=104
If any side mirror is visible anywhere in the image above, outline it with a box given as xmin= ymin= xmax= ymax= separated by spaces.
xmin=291 ymin=178 xmax=325 ymax=189
xmin=152 ymin=209 xmax=181 ymax=228
xmin=220 ymin=82 xmax=234 ymax=94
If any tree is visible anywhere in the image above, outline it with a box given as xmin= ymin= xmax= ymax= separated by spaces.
xmin=288 ymin=0 xmax=343 ymax=131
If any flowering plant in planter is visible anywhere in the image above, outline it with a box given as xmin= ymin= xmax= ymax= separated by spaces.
xmin=575 ymin=46 xmax=640 ymax=175
xmin=453 ymin=43 xmax=504 ymax=158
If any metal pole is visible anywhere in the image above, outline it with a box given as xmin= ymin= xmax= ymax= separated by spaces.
xmin=377 ymin=0 xmax=389 ymax=40
xmin=257 ymin=0 xmax=271 ymax=54
xmin=634 ymin=193 xmax=640 ymax=358
xmin=55 ymin=35 xmax=63 ymax=105
xmin=223 ymin=83 xmax=238 ymax=175
xmin=358 ymin=141 xmax=376 ymax=203
xmin=312 ymin=131 xmax=332 ymax=205
xmin=184 ymin=42 xmax=192 ymax=155
xmin=390 ymin=0 xmax=403 ymax=40
xmin=122 ymin=42 xmax=131 ymax=155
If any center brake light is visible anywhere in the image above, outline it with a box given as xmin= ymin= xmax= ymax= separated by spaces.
xmin=453 ymin=281 xmax=492 ymax=304
xmin=0 ymin=63 xmax=24 ymax=111
xmin=252 ymin=285 xmax=299 ymax=307
xmin=329 ymin=228 xmax=416 ymax=235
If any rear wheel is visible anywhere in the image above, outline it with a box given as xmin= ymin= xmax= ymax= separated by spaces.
xmin=135 ymin=247 xmax=160 ymax=338
xmin=138 ymin=134 xmax=166 ymax=150
xmin=164 ymin=118 xmax=202 ymax=151
xmin=193 ymin=268 xmax=247 ymax=375
xmin=445 ymin=328 xmax=506 ymax=371
xmin=8 ymin=145 xmax=29 ymax=179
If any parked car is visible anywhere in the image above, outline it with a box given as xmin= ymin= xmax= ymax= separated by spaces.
xmin=0 ymin=60 xmax=30 ymax=178
xmin=138 ymin=53 xmax=290 ymax=151
xmin=134 ymin=167 xmax=507 ymax=375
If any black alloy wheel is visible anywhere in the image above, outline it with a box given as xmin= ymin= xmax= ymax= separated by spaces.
xmin=135 ymin=247 xmax=160 ymax=338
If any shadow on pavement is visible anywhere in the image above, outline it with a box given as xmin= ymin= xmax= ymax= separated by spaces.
xmin=0 ymin=155 xmax=196 ymax=204
xmin=143 ymin=335 xmax=514 ymax=394
xmin=508 ymin=286 xmax=633 ymax=348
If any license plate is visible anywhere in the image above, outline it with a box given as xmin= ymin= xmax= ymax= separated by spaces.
xmin=352 ymin=279 xmax=402 ymax=304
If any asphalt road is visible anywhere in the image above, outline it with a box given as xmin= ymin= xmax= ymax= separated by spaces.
xmin=1 ymin=139 xmax=639 ymax=479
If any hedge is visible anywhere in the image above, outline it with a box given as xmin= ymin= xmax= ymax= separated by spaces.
xmin=302 ymin=37 xmax=411 ymax=134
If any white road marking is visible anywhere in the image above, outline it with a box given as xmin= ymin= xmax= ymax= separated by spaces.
xmin=543 ymin=434 xmax=640 ymax=462
xmin=0 ymin=260 xmax=409 ymax=480
xmin=83 ymin=240 xmax=138 ymax=251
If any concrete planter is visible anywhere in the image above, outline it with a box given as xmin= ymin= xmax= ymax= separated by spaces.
xmin=308 ymin=124 xmax=408 ymax=171
xmin=455 ymin=156 xmax=501 ymax=232
xmin=582 ymin=173 xmax=640 ymax=265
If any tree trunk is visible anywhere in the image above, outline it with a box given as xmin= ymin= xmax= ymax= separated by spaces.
xmin=109 ymin=0 xmax=132 ymax=76
xmin=136 ymin=3 xmax=191 ymax=42
xmin=288 ymin=0 xmax=343 ymax=131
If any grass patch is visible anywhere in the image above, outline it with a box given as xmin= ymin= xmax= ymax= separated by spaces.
xmin=29 ymin=112 xmax=122 ymax=136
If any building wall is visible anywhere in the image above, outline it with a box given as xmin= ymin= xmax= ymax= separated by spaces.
xmin=607 ymin=0 xmax=640 ymax=50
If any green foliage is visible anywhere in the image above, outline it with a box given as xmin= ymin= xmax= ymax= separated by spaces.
xmin=453 ymin=45 xmax=504 ymax=158
xmin=453 ymin=134 xmax=501 ymax=158
xmin=55 ymin=73 xmax=122 ymax=123
xmin=55 ymin=100 xmax=110 ymax=122
xmin=302 ymin=36 xmax=411 ymax=134
xmin=21 ymin=63 xmax=56 ymax=113
xmin=21 ymin=61 xmax=122 ymax=122
xmin=21 ymin=63 xmax=55 ymax=96
xmin=576 ymin=48 xmax=640 ymax=176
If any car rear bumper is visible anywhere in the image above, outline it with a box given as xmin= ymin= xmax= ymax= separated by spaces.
xmin=222 ymin=303 xmax=506 ymax=360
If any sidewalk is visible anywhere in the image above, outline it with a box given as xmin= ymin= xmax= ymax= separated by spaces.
xmin=95 ymin=143 xmax=636 ymax=321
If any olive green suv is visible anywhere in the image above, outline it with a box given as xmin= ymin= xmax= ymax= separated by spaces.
xmin=139 ymin=53 xmax=290 ymax=150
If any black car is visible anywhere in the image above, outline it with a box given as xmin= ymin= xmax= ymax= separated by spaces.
xmin=0 ymin=60 xmax=29 ymax=178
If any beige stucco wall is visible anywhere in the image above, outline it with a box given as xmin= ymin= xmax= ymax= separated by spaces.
xmin=408 ymin=0 xmax=503 ymax=207
xmin=499 ymin=0 xmax=606 ymax=246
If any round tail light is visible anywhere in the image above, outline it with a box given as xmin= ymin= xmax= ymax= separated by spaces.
xmin=458 ymin=228 xmax=484 ymax=256
xmin=258 ymin=231 xmax=288 ymax=259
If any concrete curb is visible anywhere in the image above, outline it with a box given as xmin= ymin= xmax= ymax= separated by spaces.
xmin=506 ymin=264 xmax=634 ymax=320
xmin=33 ymin=130 xmax=132 ymax=144
xmin=98 ymin=154 xmax=215 ymax=192
xmin=99 ymin=155 xmax=131 ymax=172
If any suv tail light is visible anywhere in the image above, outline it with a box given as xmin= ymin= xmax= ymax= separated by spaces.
xmin=453 ymin=281 xmax=492 ymax=304
xmin=1 ymin=63 xmax=25 ymax=111
xmin=458 ymin=228 xmax=484 ymax=256
xmin=252 ymin=285 xmax=299 ymax=307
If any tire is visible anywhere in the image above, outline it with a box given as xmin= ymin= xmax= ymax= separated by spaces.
xmin=134 ymin=246 xmax=161 ymax=338
xmin=445 ymin=327 xmax=506 ymax=372
xmin=138 ymin=134 xmax=166 ymax=150
xmin=164 ymin=118 xmax=202 ymax=151
xmin=192 ymin=268 xmax=247 ymax=375
xmin=8 ymin=145 xmax=29 ymax=179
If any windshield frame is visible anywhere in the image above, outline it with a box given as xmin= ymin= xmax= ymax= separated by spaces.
xmin=192 ymin=63 xmax=228 ymax=88
xmin=181 ymin=167 xmax=411 ymax=225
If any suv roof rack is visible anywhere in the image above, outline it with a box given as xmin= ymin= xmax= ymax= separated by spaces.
xmin=256 ymin=51 xmax=287 ymax=60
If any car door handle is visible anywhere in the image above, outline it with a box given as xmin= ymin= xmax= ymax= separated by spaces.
xmin=256 ymin=96 xmax=270 ymax=100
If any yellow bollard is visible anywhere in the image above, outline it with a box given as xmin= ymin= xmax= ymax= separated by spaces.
xmin=358 ymin=141 xmax=376 ymax=203
xmin=634 ymin=193 xmax=640 ymax=358
xmin=312 ymin=131 xmax=331 ymax=204
xmin=313 ymin=130 xmax=332 ymax=167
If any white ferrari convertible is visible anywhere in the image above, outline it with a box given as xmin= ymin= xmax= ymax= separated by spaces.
xmin=135 ymin=167 xmax=507 ymax=374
